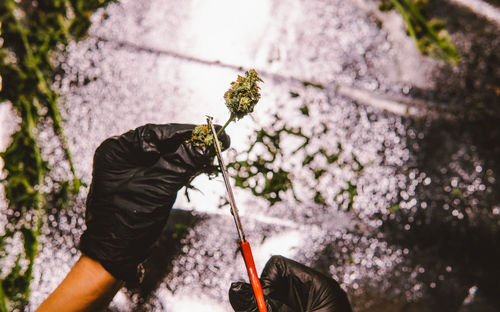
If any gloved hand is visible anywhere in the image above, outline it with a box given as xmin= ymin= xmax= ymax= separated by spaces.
xmin=229 ymin=256 xmax=353 ymax=312
xmin=79 ymin=123 xmax=229 ymax=285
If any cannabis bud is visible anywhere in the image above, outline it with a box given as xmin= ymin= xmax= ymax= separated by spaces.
xmin=188 ymin=69 xmax=263 ymax=147
xmin=189 ymin=125 xmax=214 ymax=147
xmin=224 ymin=69 xmax=263 ymax=120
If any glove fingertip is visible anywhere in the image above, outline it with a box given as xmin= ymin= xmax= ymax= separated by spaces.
xmin=220 ymin=132 xmax=231 ymax=151
xmin=212 ymin=125 xmax=231 ymax=151
xmin=229 ymin=282 xmax=255 ymax=312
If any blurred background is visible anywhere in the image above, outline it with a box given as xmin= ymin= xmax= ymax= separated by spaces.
xmin=0 ymin=0 xmax=499 ymax=311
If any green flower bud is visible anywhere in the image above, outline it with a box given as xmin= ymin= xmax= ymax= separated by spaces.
xmin=189 ymin=125 xmax=214 ymax=147
xmin=188 ymin=69 xmax=264 ymax=147
xmin=224 ymin=69 xmax=263 ymax=120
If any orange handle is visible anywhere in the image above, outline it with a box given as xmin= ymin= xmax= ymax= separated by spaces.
xmin=240 ymin=241 xmax=267 ymax=312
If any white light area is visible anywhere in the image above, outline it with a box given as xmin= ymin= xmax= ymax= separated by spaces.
xmin=0 ymin=101 xmax=20 ymax=154
xmin=249 ymin=213 xmax=299 ymax=229
xmin=338 ymin=85 xmax=420 ymax=116
xmin=181 ymin=0 xmax=272 ymax=66
xmin=253 ymin=230 xmax=303 ymax=270
xmin=176 ymin=176 xmax=302 ymax=228
xmin=172 ymin=66 xmax=274 ymax=216
xmin=462 ymin=285 xmax=478 ymax=305
xmin=175 ymin=173 xmax=254 ymax=216
xmin=159 ymin=288 xmax=229 ymax=312
xmin=176 ymin=66 xmax=260 ymax=151
xmin=110 ymin=290 xmax=134 ymax=311
xmin=175 ymin=174 xmax=228 ymax=214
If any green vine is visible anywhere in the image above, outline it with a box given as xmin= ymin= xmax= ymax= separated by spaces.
xmin=379 ymin=0 xmax=461 ymax=64
xmin=0 ymin=0 xmax=115 ymax=310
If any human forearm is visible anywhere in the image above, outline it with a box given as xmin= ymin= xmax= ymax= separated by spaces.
xmin=36 ymin=255 xmax=123 ymax=312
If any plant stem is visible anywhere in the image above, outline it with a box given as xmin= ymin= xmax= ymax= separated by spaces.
xmin=391 ymin=0 xmax=418 ymax=43
xmin=389 ymin=0 xmax=459 ymax=63
xmin=20 ymin=97 xmax=44 ymax=302
xmin=217 ymin=113 xmax=236 ymax=137
xmin=0 ymin=282 xmax=7 ymax=312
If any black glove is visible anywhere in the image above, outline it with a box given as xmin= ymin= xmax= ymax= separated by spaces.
xmin=229 ymin=256 xmax=353 ymax=312
xmin=79 ymin=123 xmax=229 ymax=284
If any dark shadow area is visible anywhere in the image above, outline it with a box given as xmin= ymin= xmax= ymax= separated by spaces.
xmin=483 ymin=0 xmax=500 ymax=8
xmin=310 ymin=230 xmax=433 ymax=312
xmin=409 ymin=0 xmax=499 ymax=120
xmin=379 ymin=2 xmax=500 ymax=308
xmin=311 ymin=2 xmax=500 ymax=309
xmin=124 ymin=208 xmax=206 ymax=311
xmin=310 ymin=114 xmax=500 ymax=312
xmin=380 ymin=1 xmax=500 ymax=309
xmin=381 ymin=114 xmax=500 ymax=311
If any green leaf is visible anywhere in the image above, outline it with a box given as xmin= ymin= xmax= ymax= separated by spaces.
xmin=383 ymin=0 xmax=461 ymax=64
xmin=302 ymin=81 xmax=324 ymax=89
xmin=20 ymin=227 xmax=36 ymax=261
xmin=313 ymin=168 xmax=326 ymax=180
xmin=68 ymin=15 xmax=91 ymax=40
xmin=388 ymin=204 xmax=401 ymax=213
xmin=314 ymin=191 xmax=326 ymax=205
xmin=299 ymin=105 xmax=309 ymax=116
xmin=172 ymin=224 xmax=190 ymax=240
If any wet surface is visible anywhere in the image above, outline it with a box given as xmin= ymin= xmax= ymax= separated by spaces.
xmin=1 ymin=0 xmax=499 ymax=311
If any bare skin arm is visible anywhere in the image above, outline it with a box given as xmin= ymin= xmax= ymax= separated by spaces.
xmin=35 ymin=255 xmax=123 ymax=312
